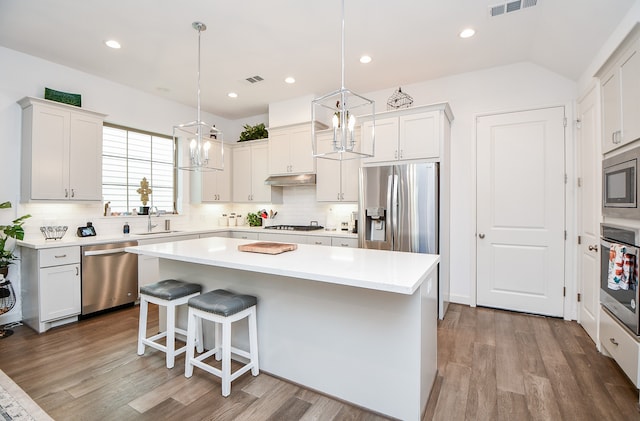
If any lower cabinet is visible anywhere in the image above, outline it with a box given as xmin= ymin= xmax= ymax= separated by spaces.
xmin=21 ymin=245 xmax=81 ymax=333
xmin=331 ymin=237 xmax=359 ymax=248
xmin=600 ymin=306 xmax=640 ymax=387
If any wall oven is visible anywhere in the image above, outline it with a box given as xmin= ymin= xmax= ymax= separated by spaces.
xmin=600 ymin=223 xmax=640 ymax=335
xmin=603 ymin=145 xmax=640 ymax=219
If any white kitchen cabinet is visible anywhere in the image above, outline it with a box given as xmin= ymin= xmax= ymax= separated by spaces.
xmin=137 ymin=234 xmax=199 ymax=289
xmin=268 ymin=123 xmax=322 ymax=175
xmin=331 ymin=237 xmax=359 ymax=248
xmin=361 ymin=104 xmax=452 ymax=164
xmin=600 ymin=307 xmax=640 ymax=387
xmin=307 ymin=236 xmax=332 ymax=246
xmin=202 ymin=147 xmax=232 ymax=202
xmin=233 ymin=140 xmax=282 ymax=203
xmin=21 ymin=245 xmax=81 ymax=333
xmin=598 ymin=26 xmax=640 ymax=153
xmin=316 ymin=129 xmax=360 ymax=202
xmin=18 ymin=97 xmax=106 ymax=201
xmin=230 ymin=231 xmax=259 ymax=240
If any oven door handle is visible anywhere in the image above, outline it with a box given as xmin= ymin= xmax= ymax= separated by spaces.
xmin=600 ymin=238 xmax=640 ymax=255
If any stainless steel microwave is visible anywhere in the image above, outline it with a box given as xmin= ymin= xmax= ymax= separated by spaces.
xmin=603 ymin=146 xmax=640 ymax=219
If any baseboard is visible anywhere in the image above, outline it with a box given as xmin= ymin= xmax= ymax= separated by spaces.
xmin=449 ymin=294 xmax=470 ymax=306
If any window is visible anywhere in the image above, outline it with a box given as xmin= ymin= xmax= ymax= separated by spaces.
xmin=102 ymin=124 xmax=176 ymax=213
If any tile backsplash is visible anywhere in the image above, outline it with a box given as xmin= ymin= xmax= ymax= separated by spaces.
xmin=18 ymin=186 xmax=357 ymax=239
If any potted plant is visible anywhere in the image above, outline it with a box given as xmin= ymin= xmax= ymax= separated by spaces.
xmin=0 ymin=201 xmax=31 ymax=278
xmin=238 ymin=123 xmax=268 ymax=142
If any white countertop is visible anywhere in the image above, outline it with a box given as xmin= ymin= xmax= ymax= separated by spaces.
xmin=125 ymin=237 xmax=439 ymax=295
xmin=17 ymin=226 xmax=357 ymax=249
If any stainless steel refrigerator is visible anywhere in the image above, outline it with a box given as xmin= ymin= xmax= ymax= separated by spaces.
xmin=358 ymin=163 xmax=447 ymax=317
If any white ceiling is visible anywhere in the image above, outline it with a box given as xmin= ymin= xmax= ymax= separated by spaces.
xmin=0 ymin=0 xmax=635 ymax=120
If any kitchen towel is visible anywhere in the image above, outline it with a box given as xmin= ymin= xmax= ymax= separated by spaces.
xmin=608 ymin=244 xmax=637 ymax=290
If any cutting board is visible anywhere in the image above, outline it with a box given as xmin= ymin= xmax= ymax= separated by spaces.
xmin=238 ymin=242 xmax=298 ymax=255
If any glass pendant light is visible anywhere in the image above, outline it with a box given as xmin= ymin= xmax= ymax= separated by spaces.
xmin=174 ymin=22 xmax=224 ymax=171
xmin=312 ymin=0 xmax=375 ymax=161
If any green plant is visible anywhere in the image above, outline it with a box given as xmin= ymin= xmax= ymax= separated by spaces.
xmin=246 ymin=212 xmax=261 ymax=227
xmin=238 ymin=123 xmax=268 ymax=142
xmin=0 ymin=202 xmax=31 ymax=270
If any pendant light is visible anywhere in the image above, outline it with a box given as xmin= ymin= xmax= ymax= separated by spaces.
xmin=174 ymin=22 xmax=224 ymax=171
xmin=312 ymin=0 xmax=375 ymax=161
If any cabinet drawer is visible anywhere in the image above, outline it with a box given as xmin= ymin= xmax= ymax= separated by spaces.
xmin=600 ymin=307 xmax=640 ymax=386
xmin=230 ymin=232 xmax=259 ymax=240
xmin=331 ymin=237 xmax=359 ymax=248
xmin=39 ymin=246 xmax=80 ymax=267
xmin=308 ymin=236 xmax=331 ymax=246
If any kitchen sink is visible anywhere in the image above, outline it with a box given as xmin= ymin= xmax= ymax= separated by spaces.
xmin=134 ymin=230 xmax=183 ymax=236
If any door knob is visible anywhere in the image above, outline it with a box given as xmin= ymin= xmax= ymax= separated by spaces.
xmin=588 ymin=245 xmax=598 ymax=252
xmin=478 ymin=233 xmax=485 ymax=239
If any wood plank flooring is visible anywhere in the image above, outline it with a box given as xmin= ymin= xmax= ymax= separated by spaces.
xmin=0 ymin=303 xmax=638 ymax=420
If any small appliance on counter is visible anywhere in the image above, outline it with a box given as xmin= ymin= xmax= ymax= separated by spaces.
xmin=77 ymin=221 xmax=96 ymax=237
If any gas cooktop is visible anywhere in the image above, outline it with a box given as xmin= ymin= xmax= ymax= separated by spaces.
xmin=264 ymin=225 xmax=324 ymax=231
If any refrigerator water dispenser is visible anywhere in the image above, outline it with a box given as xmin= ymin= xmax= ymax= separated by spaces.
xmin=366 ymin=207 xmax=386 ymax=242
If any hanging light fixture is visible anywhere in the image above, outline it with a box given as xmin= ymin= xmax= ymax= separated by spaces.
xmin=312 ymin=0 xmax=375 ymax=161
xmin=174 ymin=22 xmax=224 ymax=172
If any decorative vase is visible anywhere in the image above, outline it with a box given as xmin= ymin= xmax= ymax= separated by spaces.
xmin=0 ymin=266 xmax=8 ymax=278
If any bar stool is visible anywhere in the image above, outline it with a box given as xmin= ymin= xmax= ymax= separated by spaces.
xmin=185 ymin=289 xmax=259 ymax=396
xmin=137 ymin=279 xmax=203 ymax=369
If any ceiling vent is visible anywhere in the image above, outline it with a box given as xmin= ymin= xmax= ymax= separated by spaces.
xmin=245 ymin=75 xmax=264 ymax=84
xmin=489 ymin=0 xmax=537 ymax=17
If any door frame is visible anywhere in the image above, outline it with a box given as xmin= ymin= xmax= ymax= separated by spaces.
xmin=471 ymin=102 xmax=577 ymax=320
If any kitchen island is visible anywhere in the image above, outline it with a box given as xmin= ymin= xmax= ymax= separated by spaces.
xmin=126 ymin=237 xmax=439 ymax=421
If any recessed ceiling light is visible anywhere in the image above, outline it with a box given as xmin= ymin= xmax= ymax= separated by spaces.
xmin=105 ymin=40 xmax=121 ymax=49
xmin=284 ymin=77 xmax=296 ymax=84
xmin=228 ymin=92 xmax=238 ymax=98
xmin=459 ymin=28 xmax=475 ymax=39
xmin=359 ymin=55 xmax=372 ymax=64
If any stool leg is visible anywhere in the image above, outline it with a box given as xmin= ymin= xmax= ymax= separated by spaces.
xmin=185 ymin=308 xmax=196 ymax=378
xmin=166 ymin=302 xmax=176 ymax=369
xmin=214 ymin=322 xmax=222 ymax=361
xmin=248 ymin=307 xmax=259 ymax=376
xmin=196 ymin=316 xmax=204 ymax=354
xmin=221 ymin=320 xmax=232 ymax=397
xmin=137 ymin=297 xmax=148 ymax=356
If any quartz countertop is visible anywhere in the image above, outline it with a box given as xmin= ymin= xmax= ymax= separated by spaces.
xmin=18 ymin=226 xmax=357 ymax=249
xmin=126 ymin=237 xmax=439 ymax=295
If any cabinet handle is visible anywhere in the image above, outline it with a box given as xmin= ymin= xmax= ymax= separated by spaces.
xmin=55 ymin=254 xmax=67 ymax=258
xmin=394 ymin=150 xmax=398 ymax=159
xmin=65 ymin=189 xmax=69 ymax=198
xmin=399 ymin=150 xmax=403 ymax=159
xmin=340 ymin=243 xmax=349 ymax=247
xmin=76 ymin=267 xmax=79 ymax=276
xmin=71 ymin=188 xmax=75 ymax=198
xmin=478 ymin=233 xmax=485 ymax=239
xmin=248 ymin=194 xmax=251 ymax=201
xmin=341 ymin=193 xmax=344 ymax=200
xmin=609 ymin=337 xmax=619 ymax=346
xmin=314 ymin=241 xmax=322 ymax=245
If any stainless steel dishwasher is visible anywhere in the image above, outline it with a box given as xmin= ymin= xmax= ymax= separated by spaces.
xmin=81 ymin=240 xmax=138 ymax=315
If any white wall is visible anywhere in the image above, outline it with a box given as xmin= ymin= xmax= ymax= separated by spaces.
xmin=363 ymin=62 xmax=577 ymax=305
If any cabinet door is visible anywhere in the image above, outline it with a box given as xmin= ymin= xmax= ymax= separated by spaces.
xmin=621 ymin=44 xmax=640 ymax=146
xmin=138 ymin=255 xmax=160 ymax=289
xmin=232 ymin=146 xmax=253 ymax=202
xmin=316 ymin=132 xmax=341 ymax=201
xmin=40 ymin=263 xmax=81 ymax=321
xmin=602 ymin=68 xmax=622 ymax=153
xmin=362 ymin=117 xmax=399 ymax=164
xmin=399 ymin=112 xmax=439 ymax=160
xmin=289 ymin=125 xmax=315 ymax=173
xmin=341 ymin=159 xmax=360 ymax=202
xmin=268 ymin=131 xmax=291 ymax=174
xmin=69 ymin=112 xmax=103 ymax=200
xmin=251 ymin=143 xmax=271 ymax=202
xmin=30 ymin=105 xmax=70 ymax=200
xmin=202 ymin=148 xmax=232 ymax=202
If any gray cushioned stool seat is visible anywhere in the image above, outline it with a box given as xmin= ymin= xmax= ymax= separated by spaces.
xmin=140 ymin=279 xmax=202 ymax=301
xmin=188 ymin=289 xmax=257 ymax=317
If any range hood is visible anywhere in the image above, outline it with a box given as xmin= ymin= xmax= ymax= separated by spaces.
xmin=264 ymin=174 xmax=316 ymax=186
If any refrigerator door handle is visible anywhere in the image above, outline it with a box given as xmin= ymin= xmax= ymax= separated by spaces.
xmin=391 ymin=173 xmax=398 ymax=250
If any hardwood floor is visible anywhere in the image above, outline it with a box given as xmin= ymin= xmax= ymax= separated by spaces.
xmin=0 ymin=303 xmax=638 ymax=420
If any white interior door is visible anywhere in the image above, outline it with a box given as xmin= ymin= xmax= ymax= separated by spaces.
xmin=577 ymin=87 xmax=600 ymax=342
xmin=476 ymin=107 xmax=566 ymax=317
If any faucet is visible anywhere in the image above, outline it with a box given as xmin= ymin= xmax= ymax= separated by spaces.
xmin=147 ymin=206 xmax=158 ymax=232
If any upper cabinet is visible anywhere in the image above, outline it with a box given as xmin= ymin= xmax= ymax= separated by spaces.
xmin=202 ymin=146 xmax=232 ymax=202
xmin=361 ymin=103 xmax=453 ymax=165
xmin=268 ymin=122 xmax=325 ymax=175
xmin=598 ymin=24 xmax=640 ymax=154
xmin=315 ymin=128 xmax=360 ymax=202
xmin=18 ymin=97 xmax=106 ymax=202
xmin=233 ymin=140 xmax=282 ymax=203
